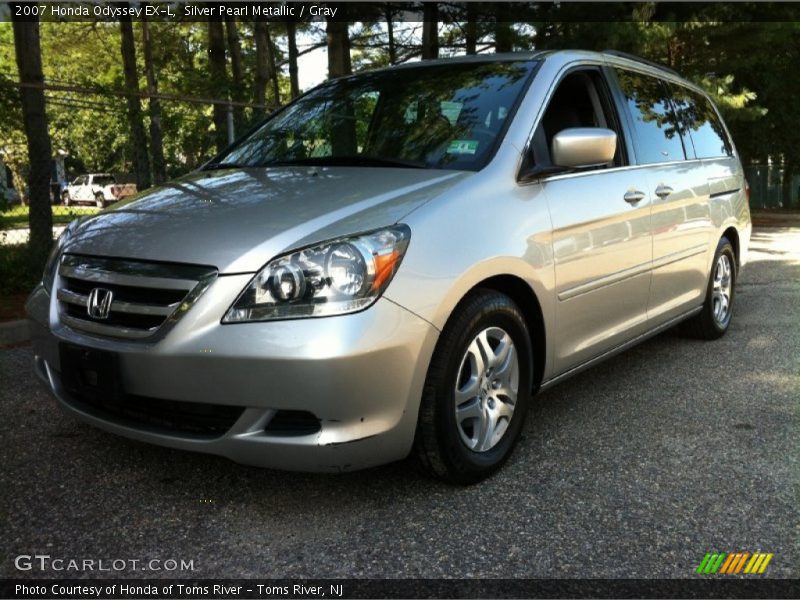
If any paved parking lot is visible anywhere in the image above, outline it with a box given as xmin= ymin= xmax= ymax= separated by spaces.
xmin=1 ymin=225 xmax=798 ymax=579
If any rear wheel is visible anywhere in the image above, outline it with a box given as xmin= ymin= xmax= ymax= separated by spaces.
xmin=94 ymin=193 xmax=105 ymax=209
xmin=682 ymin=237 xmax=736 ymax=339
xmin=414 ymin=289 xmax=533 ymax=484
xmin=61 ymin=191 xmax=70 ymax=206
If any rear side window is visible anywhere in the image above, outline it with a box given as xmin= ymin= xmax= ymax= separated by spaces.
xmin=614 ymin=69 xmax=686 ymax=165
xmin=669 ymin=86 xmax=733 ymax=159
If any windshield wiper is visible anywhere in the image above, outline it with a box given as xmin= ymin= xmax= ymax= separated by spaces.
xmin=263 ymin=156 xmax=427 ymax=169
xmin=201 ymin=161 xmax=248 ymax=171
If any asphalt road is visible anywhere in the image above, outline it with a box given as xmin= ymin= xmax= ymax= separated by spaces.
xmin=1 ymin=225 xmax=798 ymax=579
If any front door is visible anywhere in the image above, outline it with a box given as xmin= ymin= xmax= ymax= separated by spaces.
xmin=529 ymin=68 xmax=654 ymax=374
xmin=545 ymin=170 xmax=653 ymax=373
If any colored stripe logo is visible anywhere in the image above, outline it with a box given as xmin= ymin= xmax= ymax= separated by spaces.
xmin=696 ymin=552 xmax=773 ymax=574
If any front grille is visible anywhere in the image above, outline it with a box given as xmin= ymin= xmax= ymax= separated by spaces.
xmin=62 ymin=386 xmax=245 ymax=438
xmin=56 ymin=254 xmax=216 ymax=340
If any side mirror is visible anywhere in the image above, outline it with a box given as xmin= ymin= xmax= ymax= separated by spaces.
xmin=551 ymin=127 xmax=617 ymax=169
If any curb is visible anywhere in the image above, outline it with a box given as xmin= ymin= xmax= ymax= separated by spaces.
xmin=751 ymin=210 xmax=800 ymax=227
xmin=0 ymin=319 xmax=30 ymax=346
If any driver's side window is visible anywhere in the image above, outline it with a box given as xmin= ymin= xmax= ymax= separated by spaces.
xmin=532 ymin=69 xmax=625 ymax=171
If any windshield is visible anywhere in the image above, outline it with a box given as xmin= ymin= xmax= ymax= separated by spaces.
xmin=216 ymin=61 xmax=537 ymax=172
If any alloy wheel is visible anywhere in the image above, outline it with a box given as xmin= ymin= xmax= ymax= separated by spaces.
xmin=454 ymin=326 xmax=519 ymax=452
xmin=712 ymin=253 xmax=733 ymax=325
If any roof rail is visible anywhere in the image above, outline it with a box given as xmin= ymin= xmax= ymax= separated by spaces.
xmin=602 ymin=50 xmax=680 ymax=76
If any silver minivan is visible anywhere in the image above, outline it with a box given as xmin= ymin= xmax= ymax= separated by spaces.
xmin=27 ymin=51 xmax=751 ymax=483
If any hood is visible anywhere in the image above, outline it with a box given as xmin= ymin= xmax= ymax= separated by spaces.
xmin=65 ymin=166 xmax=471 ymax=273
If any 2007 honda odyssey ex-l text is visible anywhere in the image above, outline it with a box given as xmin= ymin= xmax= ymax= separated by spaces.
xmin=27 ymin=51 xmax=751 ymax=483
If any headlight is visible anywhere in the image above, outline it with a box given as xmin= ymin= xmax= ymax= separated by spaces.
xmin=223 ymin=225 xmax=411 ymax=322
xmin=42 ymin=224 xmax=74 ymax=294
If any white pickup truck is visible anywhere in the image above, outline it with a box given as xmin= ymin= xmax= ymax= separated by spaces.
xmin=62 ymin=174 xmax=137 ymax=208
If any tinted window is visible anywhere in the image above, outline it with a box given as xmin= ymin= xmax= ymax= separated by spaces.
xmin=218 ymin=61 xmax=535 ymax=172
xmin=669 ymin=86 xmax=733 ymax=159
xmin=615 ymin=69 xmax=685 ymax=164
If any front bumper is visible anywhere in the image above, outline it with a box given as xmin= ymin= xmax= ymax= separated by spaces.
xmin=26 ymin=275 xmax=439 ymax=472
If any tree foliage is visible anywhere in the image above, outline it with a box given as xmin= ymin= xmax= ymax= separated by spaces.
xmin=1 ymin=8 xmax=799 ymax=204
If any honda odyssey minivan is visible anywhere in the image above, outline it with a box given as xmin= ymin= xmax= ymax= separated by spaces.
xmin=27 ymin=51 xmax=751 ymax=483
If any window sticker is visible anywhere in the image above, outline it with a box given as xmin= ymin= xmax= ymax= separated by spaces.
xmin=447 ymin=140 xmax=479 ymax=155
xmin=440 ymin=101 xmax=464 ymax=125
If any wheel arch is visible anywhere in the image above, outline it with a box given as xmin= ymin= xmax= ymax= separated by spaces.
xmin=722 ymin=226 xmax=740 ymax=267
xmin=461 ymin=274 xmax=547 ymax=392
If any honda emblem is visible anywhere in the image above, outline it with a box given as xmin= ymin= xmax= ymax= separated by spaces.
xmin=86 ymin=288 xmax=114 ymax=320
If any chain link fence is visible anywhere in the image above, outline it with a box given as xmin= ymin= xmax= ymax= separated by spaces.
xmin=0 ymin=159 xmax=105 ymax=305
xmin=0 ymin=183 xmax=100 ymax=247
xmin=0 ymin=79 xmax=269 ymax=302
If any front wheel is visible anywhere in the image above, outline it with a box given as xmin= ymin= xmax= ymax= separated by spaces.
xmin=414 ymin=289 xmax=533 ymax=484
xmin=95 ymin=193 xmax=106 ymax=209
xmin=61 ymin=191 xmax=70 ymax=206
xmin=682 ymin=237 xmax=737 ymax=340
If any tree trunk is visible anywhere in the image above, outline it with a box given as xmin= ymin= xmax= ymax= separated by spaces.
xmin=141 ymin=14 xmax=166 ymax=184
xmin=326 ymin=19 xmax=351 ymax=78
xmin=207 ymin=17 xmax=229 ymax=154
xmin=325 ymin=18 xmax=354 ymax=154
xmin=465 ymin=4 xmax=477 ymax=55
xmin=286 ymin=21 xmax=300 ymax=99
xmin=495 ymin=23 xmax=513 ymax=53
xmin=422 ymin=3 xmax=439 ymax=60
xmin=254 ymin=20 xmax=269 ymax=114
xmin=11 ymin=15 xmax=53 ymax=255
xmin=265 ymin=25 xmax=281 ymax=106
xmin=255 ymin=22 xmax=280 ymax=111
xmin=495 ymin=5 xmax=513 ymax=53
xmin=224 ymin=14 xmax=245 ymax=132
xmin=386 ymin=8 xmax=397 ymax=64
xmin=119 ymin=6 xmax=151 ymax=190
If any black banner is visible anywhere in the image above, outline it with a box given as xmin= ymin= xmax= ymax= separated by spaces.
xmin=3 ymin=579 xmax=800 ymax=599
xmin=5 ymin=2 xmax=800 ymax=23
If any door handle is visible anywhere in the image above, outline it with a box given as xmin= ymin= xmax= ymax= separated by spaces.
xmin=655 ymin=184 xmax=674 ymax=199
xmin=624 ymin=190 xmax=646 ymax=204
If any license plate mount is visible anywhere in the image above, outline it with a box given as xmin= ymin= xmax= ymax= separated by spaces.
xmin=59 ymin=342 xmax=121 ymax=402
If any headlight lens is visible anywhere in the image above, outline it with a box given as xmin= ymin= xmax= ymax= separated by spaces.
xmin=42 ymin=225 xmax=73 ymax=294
xmin=223 ymin=225 xmax=411 ymax=322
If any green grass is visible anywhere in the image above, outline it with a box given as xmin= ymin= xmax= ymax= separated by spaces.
xmin=0 ymin=205 xmax=99 ymax=230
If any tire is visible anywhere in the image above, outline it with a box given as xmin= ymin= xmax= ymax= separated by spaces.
xmin=681 ymin=237 xmax=737 ymax=340
xmin=61 ymin=191 xmax=70 ymax=206
xmin=414 ymin=289 xmax=534 ymax=484
xmin=95 ymin=193 xmax=105 ymax=209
